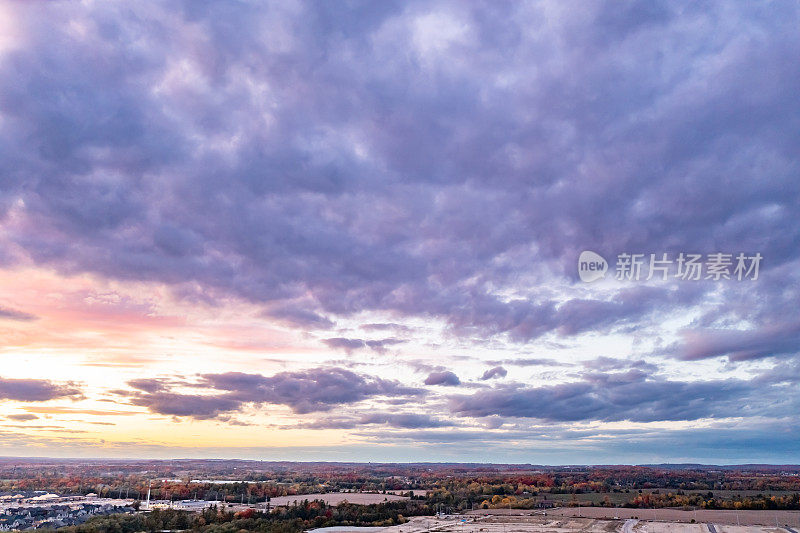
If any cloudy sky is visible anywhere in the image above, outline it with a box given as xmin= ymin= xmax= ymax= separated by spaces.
xmin=0 ymin=0 xmax=798 ymax=464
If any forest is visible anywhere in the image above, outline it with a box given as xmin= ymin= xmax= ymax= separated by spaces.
xmin=40 ymin=500 xmax=431 ymax=533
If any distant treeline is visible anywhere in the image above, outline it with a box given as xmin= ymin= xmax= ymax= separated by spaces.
xmin=625 ymin=491 xmax=800 ymax=510
xmin=426 ymin=474 xmax=800 ymax=511
xmin=5 ymin=462 xmax=799 ymax=514
xmin=40 ymin=500 xmax=433 ymax=533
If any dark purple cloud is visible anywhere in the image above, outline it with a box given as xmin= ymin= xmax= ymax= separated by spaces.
xmin=672 ymin=321 xmax=800 ymax=362
xmin=0 ymin=378 xmax=83 ymax=402
xmin=360 ymin=323 xmax=413 ymax=333
xmin=359 ymin=412 xmax=451 ymax=429
xmin=206 ymin=368 xmax=422 ymax=414
xmin=129 ymin=392 xmax=242 ymax=420
xmin=448 ymin=369 xmax=796 ymax=423
xmin=127 ymin=378 xmax=174 ymax=394
xmin=322 ymin=338 xmax=368 ymax=353
xmin=263 ymin=304 xmax=334 ymax=329
xmin=0 ymin=306 xmax=36 ymax=321
xmin=7 ymin=414 xmax=38 ymax=421
xmin=0 ymin=1 xmax=795 ymax=346
xmin=490 ymin=358 xmax=573 ymax=368
xmin=582 ymin=357 xmax=659 ymax=373
xmin=292 ymin=412 xmax=451 ymax=430
xmin=480 ymin=366 xmax=507 ymax=380
xmin=323 ymin=337 xmax=405 ymax=354
xmin=120 ymin=367 xmax=423 ymax=419
xmin=424 ymin=371 xmax=461 ymax=386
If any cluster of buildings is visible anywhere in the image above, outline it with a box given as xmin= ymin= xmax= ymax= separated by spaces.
xmin=0 ymin=492 xmax=134 ymax=530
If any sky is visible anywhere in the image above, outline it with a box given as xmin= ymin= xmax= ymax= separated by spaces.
xmin=0 ymin=0 xmax=798 ymax=464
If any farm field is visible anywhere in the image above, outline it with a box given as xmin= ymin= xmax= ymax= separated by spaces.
xmin=269 ymin=492 xmax=408 ymax=506
xmin=383 ymin=514 xmax=799 ymax=533
xmin=478 ymin=490 xmax=798 ymax=508
xmin=543 ymin=507 xmax=800 ymax=528
xmin=384 ymin=515 xmax=619 ymax=533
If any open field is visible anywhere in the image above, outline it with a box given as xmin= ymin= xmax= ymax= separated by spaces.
xmin=383 ymin=515 xmax=620 ymax=533
xmin=379 ymin=514 xmax=800 ymax=533
xmin=502 ymin=493 xmax=632 ymax=506
xmin=306 ymin=526 xmax=385 ymax=533
xmin=468 ymin=508 xmax=800 ymax=528
xmin=387 ymin=490 xmax=429 ymax=497
xmin=475 ymin=490 xmax=798 ymax=508
xmin=546 ymin=506 xmax=800 ymax=527
xmin=466 ymin=508 xmax=800 ymax=527
xmin=269 ymin=492 xmax=408 ymax=506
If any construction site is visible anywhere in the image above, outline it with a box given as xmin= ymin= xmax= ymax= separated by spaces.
xmin=344 ymin=510 xmax=800 ymax=533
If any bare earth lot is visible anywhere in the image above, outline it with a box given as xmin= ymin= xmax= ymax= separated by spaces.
xmin=270 ymin=492 xmax=408 ymax=506
xmin=380 ymin=510 xmax=800 ymax=533
xmin=546 ymin=506 xmax=800 ymax=527
xmin=386 ymin=490 xmax=429 ymax=497
xmin=384 ymin=515 xmax=620 ymax=533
